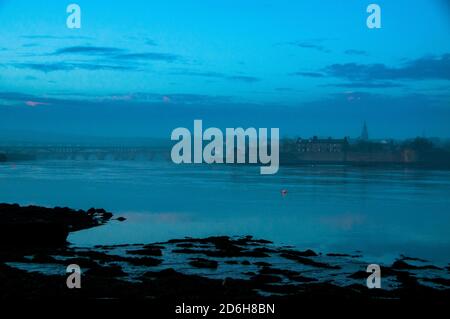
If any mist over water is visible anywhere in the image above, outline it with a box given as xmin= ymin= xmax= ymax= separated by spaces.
xmin=1 ymin=159 xmax=449 ymax=264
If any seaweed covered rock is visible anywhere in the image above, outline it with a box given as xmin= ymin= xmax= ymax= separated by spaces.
xmin=0 ymin=203 xmax=113 ymax=247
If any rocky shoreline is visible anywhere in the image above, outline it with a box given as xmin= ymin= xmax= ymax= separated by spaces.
xmin=0 ymin=204 xmax=449 ymax=305
xmin=0 ymin=203 xmax=114 ymax=246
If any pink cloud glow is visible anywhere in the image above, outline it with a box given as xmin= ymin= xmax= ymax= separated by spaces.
xmin=25 ymin=101 xmax=49 ymax=107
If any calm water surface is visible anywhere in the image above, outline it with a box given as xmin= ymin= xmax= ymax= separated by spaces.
xmin=1 ymin=160 xmax=449 ymax=264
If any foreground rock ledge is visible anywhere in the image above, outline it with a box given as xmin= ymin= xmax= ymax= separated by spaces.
xmin=0 ymin=203 xmax=113 ymax=247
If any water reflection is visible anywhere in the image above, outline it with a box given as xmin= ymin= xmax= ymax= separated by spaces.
xmin=1 ymin=160 xmax=449 ymax=263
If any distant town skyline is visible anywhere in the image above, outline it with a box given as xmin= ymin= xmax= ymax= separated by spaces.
xmin=0 ymin=0 xmax=449 ymax=139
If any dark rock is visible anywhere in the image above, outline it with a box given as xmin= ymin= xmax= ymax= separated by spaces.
xmin=139 ymin=268 xmax=259 ymax=300
xmin=252 ymin=247 xmax=276 ymax=254
xmin=257 ymin=283 xmax=300 ymax=294
xmin=258 ymin=266 xmax=318 ymax=283
xmin=143 ymin=268 xmax=179 ymax=278
xmin=242 ymin=272 xmax=256 ymax=276
xmin=254 ymin=261 xmax=272 ymax=267
xmin=396 ymin=271 xmax=419 ymax=287
xmin=250 ymin=274 xmax=283 ymax=284
xmin=0 ymin=249 xmax=30 ymax=263
xmin=172 ymin=246 xmax=269 ymax=258
xmin=86 ymin=208 xmax=113 ymax=220
xmin=2 ymin=232 xmax=450 ymax=303
xmin=176 ymin=243 xmax=195 ymax=248
xmin=126 ymin=247 xmax=163 ymax=257
xmin=75 ymin=250 xmax=126 ymax=262
xmin=93 ymin=243 xmax=130 ymax=249
xmin=233 ymin=236 xmax=272 ymax=245
xmin=0 ymin=203 xmax=113 ymax=247
xmin=400 ymin=255 xmax=428 ymax=263
xmin=421 ymin=277 xmax=450 ymax=287
xmin=189 ymin=258 xmax=218 ymax=269
xmin=31 ymin=253 xmax=58 ymax=263
xmin=289 ymin=275 xmax=317 ymax=283
xmin=251 ymin=239 xmax=273 ymax=244
xmin=85 ymin=264 xmax=126 ymax=277
xmin=64 ymin=257 xmax=101 ymax=268
xmin=348 ymin=266 xmax=399 ymax=279
xmin=392 ymin=260 xmax=441 ymax=270
xmin=142 ymin=244 xmax=165 ymax=249
xmin=326 ymin=253 xmax=351 ymax=257
xmin=167 ymin=236 xmax=229 ymax=245
xmin=172 ymin=248 xmax=199 ymax=254
xmin=1 ymin=238 xmax=450 ymax=303
xmin=280 ymin=253 xmax=340 ymax=269
xmin=126 ymin=257 xmax=162 ymax=267
xmin=280 ymin=248 xmax=318 ymax=257
xmin=166 ymin=236 xmax=271 ymax=257
xmin=259 ymin=266 xmax=300 ymax=277
xmin=75 ymin=250 xmax=162 ymax=266
xmin=348 ymin=271 xmax=368 ymax=279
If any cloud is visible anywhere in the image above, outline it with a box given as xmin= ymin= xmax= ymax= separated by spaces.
xmin=275 ymin=87 xmax=294 ymax=92
xmin=128 ymin=92 xmax=233 ymax=104
xmin=297 ymin=43 xmax=330 ymax=53
xmin=344 ymin=49 xmax=369 ymax=56
xmin=323 ymin=54 xmax=450 ymax=81
xmin=21 ymin=35 xmax=93 ymax=40
xmin=290 ymin=71 xmax=324 ymax=78
xmin=51 ymin=45 xmax=182 ymax=63
xmin=0 ymin=92 xmax=53 ymax=107
xmin=285 ymin=40 xmax=331 ymax=53
xmin=13 ymin=62 xmax=136 ymax=72
xmin=22 ymin=43 xmax=39 ymax=48
xmin=292 ymin=54 xmax=450 ymax=90
xmin=227 ymin=75 xmax=260 ymax=83
xmin=114 ymin=52 xmax=181 ymax=62
xmin=324 ymin=81 xmax=404 ymax=88
xmin=25 ymin=101 xmax=49 ymax=107
xmin=0 ymin=92 xmax=37 ymax=101
xmin=171 ymin=70 xmax=260 ymax=83
xmin=171 ymin=71 xmax=223 ymax=78
xmin=53 ymin=46 xmax=125 ymax=56
xmin=0 ymin=91 xmax=234 ymax=108
xmin=8 ymin=45 xmax=183 ymax=74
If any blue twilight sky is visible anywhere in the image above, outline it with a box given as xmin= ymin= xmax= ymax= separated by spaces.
xmin=0 ymin=0 xmax=449 ymax=140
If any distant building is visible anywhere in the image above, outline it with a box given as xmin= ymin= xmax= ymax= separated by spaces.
xmin=296 ymin=136 xmax=349 ymax=153
xmin=360 ymin=121 xmax=369 ymax=141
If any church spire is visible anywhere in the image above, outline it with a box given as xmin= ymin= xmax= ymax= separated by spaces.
xmin=361 ymin=121 xmax=369 ymax=141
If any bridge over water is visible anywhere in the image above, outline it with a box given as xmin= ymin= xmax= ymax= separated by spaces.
xmin=0 ymin=145 xmax=172 ymax=161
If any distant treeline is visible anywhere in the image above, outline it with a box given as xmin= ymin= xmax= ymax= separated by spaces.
xmin=400 ymin=137 xmax=450 ymax=166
